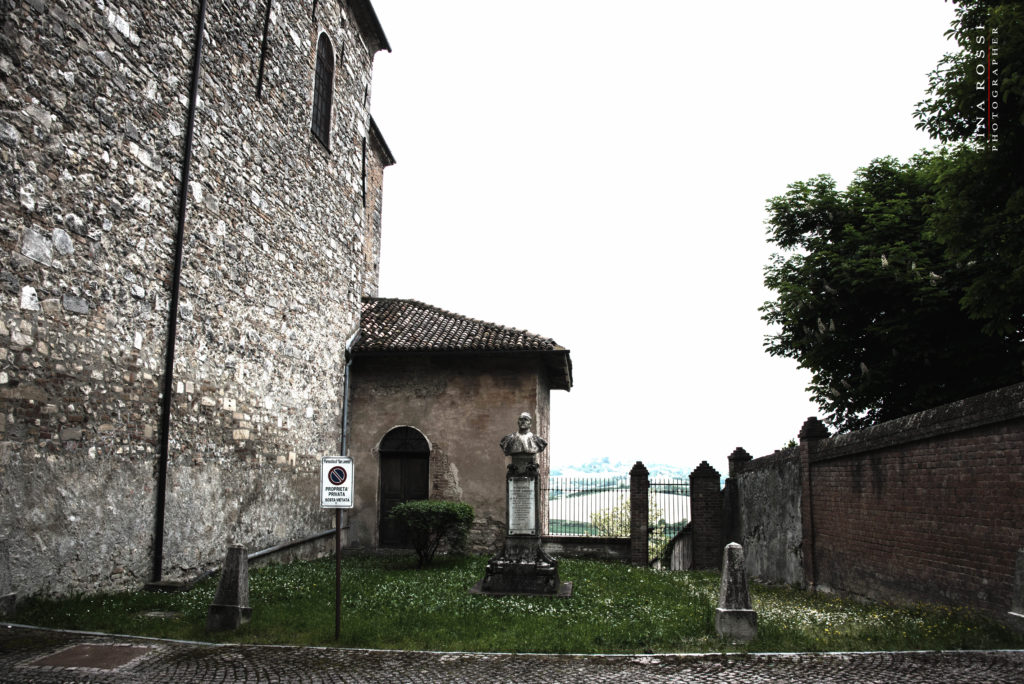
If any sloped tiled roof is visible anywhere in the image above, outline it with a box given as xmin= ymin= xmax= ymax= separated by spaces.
xmin=356 ymin=297 xmax=564 ymax=352
xmin=354 ymin=297 xmax=572 ymax=389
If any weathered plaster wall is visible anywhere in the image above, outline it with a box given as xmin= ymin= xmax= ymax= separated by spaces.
xmin=0 ymin=0 xmax=386 ymax=595
xmin=736 ymin=450 xmax=803 ymax=586
xmin=347 ymin=353 xmax=551 ymax=553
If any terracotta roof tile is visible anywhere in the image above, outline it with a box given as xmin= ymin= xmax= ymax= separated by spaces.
xmin=355 ymin=297 xmax=566 ymax=353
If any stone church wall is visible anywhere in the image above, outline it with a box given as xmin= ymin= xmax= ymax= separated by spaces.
xmin=0 ymin=0 xmax=387 ymax=595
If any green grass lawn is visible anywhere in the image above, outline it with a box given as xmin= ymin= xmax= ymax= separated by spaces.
xmin=12 ymin=554 xmax=1024 ymax=654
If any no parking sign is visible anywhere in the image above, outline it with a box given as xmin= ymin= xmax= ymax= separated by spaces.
xmin=321 ymin=456 xmax=354 ymax=508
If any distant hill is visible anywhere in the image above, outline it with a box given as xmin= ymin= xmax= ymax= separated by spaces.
xmin=550 ymin=456 xmax=690 ymax=480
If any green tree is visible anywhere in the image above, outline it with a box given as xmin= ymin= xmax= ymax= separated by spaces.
xmin=762 ymin=1 xmax=1024 ymax=431
xmin=761 ymin=155 xmax=1020 ymax=431
xmin=913 ymin=1 xmax=1024 ymax=340
xmin=914 ymin=2 xmax=1022 ymax=152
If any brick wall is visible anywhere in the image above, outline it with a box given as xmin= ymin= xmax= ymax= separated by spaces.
xmin=806 ymin=389 xmax=1024 ymax=616
xmin=737 ymin=382 xmax=1024 ymax=619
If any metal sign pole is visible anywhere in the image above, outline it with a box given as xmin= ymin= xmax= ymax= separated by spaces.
xmin=335 ymin=508 xmax=341 ymax=641
xmin=321 ymin=456 xmax=352 ymax=642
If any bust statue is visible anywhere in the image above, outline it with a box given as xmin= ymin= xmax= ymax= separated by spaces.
xmin=500 ymin=412 xmax=547 ymax=456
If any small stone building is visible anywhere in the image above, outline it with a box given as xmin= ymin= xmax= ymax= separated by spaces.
xmin=346 ymin=297 xmax=572 ymax=551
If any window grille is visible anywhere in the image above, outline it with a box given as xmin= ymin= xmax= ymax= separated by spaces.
xmin=311 ymin=34 xmax=334 ymax=149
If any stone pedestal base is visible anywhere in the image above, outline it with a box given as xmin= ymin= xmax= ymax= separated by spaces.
xmin=715 ymin=608 xmax=758 ymax=643
xmin=206 ymin=603 xmax=252 ymax=631
xmin=471 ymin=537 xmax=572 ymax=597
xmin=205 ymin=544 xmax=251 ymax=631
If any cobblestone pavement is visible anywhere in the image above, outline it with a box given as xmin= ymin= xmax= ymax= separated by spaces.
xmin=2 ymin=625 xmax=1023 ymax=683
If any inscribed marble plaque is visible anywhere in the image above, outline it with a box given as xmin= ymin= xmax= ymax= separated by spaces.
xmin=508 ymin=477 xmax=536 ymax=535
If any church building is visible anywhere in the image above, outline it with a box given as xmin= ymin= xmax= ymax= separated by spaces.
xmin=0 ymin=0 xmax=571 ymax=598
xmin=1 ymin=0 xmax=391 ymax=595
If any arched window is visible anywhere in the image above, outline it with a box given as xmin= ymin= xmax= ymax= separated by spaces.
xmin=311 ymin=33 xmax=334 ymax=149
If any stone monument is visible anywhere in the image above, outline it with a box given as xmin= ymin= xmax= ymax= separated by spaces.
xmin=206 ymin=545 xmax=252 ymax=631
xmin=715 ymin=542 xmax=758 ymax=643
xmin=471 ymin=413 xmax=572 ymax=597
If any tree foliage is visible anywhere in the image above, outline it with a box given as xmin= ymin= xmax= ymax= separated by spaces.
xmin=590 ymin=495 xmax=668 ymax=560
xmin=388 ymin=500 xmax=474 ymax=567
xmin=762 ymin=155 xmax=1020 ymax=431
xmin=912 ymin=2 xmax=1024 ymax=340
xmin=762 ymin=1 xmax=1024 ymax=431
xmin=914 ymin=1 xmax=1023 ymax=151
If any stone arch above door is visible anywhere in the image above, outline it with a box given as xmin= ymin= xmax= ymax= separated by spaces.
xmin=377 ymin=426 xmax=430 ymax=548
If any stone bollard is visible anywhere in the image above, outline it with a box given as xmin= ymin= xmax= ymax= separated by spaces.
xmin=715 ymin=542 xmax=757 ymax=643
xmin=206 ymin=545 xmax=251 ymax=631
xmin=0 ymin=538 xmax=15 ymax=618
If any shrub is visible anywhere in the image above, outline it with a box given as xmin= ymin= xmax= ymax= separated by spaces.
xmin=388 ymin=500 xmax=475 ymax=567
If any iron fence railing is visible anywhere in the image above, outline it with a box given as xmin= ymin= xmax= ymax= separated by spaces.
xmin=543 ymin=475 xmax=691 ymax=555
xmin=544 ymin=476 xmax=630 ymax=536
xmin=648 ymin=478 xmax=690 ymax=558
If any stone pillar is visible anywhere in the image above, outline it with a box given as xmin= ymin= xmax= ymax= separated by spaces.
xmin=798 ymin=417 xmax=829 ymax=590
xmin=690 ymin=461 xmax=723 ymax=570
xmin=0 ymin=538 xmax=15 ymax=618
xmin=206 ymin=545 xmax=251 ymax=631
xmin=629 ymin=461 xmax=649 ymax=567
xmin=715 ymin=542 xmax=757 ymax=643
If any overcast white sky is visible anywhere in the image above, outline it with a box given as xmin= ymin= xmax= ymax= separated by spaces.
xmin=367 ymin=1 xmax=957 ymax=476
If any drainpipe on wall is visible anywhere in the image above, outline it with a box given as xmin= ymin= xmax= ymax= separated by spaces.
xmin=151 ymin=0 xmax=209 ymax=586
xmin=334 ymin=329 xmax=359 ymax=540
xmin=340 ymin=330 xmax=360 ymax=459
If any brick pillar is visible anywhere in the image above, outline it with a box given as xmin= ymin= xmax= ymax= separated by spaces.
xmin=690 ymin=460 xmax=723 ymax=570
xmin=798 ymin=417 xmax=829 ymax=590
xmin=629 ymin=461 xmax=649 ymax=567
xmin=723 ymin=447 xmax=752 ymax=547
xmin=728 ymin=447 xmax=752 ymax=478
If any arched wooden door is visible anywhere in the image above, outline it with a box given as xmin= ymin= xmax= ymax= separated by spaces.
xmin=378 ymin=426 xmax=429 ymax=547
